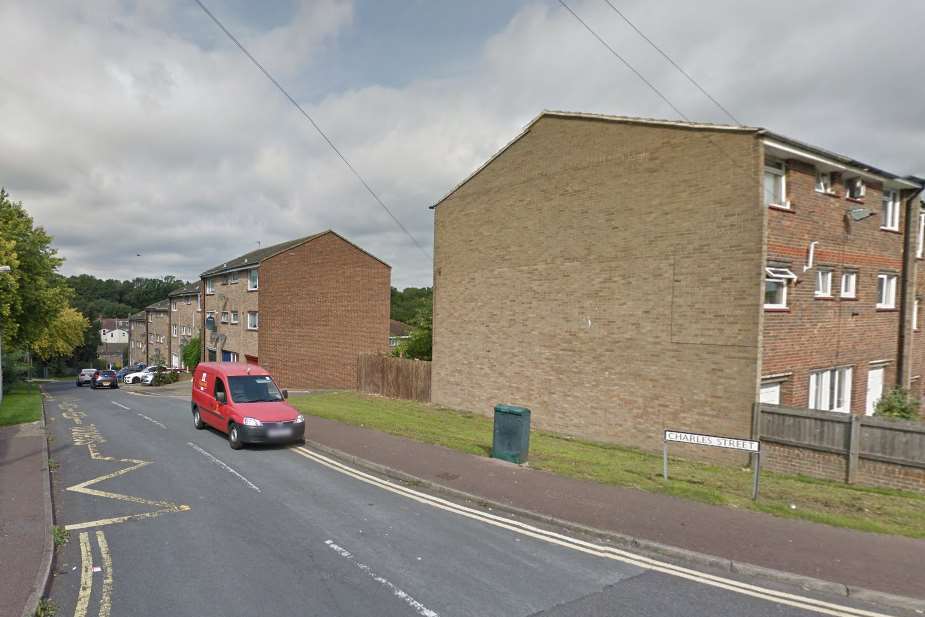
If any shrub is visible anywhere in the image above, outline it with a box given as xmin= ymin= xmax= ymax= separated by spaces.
xmin=874 ymin=387 xmax=920 ymax=421
xmin=151 ymin=371 xmax=179 ymax=387
xmin=2 ymin=350 xmax=28 ymax=394
xmin=181 ymin=336 xmax=200 ymax=373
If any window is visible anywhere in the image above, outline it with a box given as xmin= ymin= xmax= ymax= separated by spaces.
xmin=231 ymin=310 xmax=239 ymax=324
xmin=846 ymin=177 xmax=865 ymax=200
xmin=214 ymin=376 xmax=226 ymax=399
xmin=877 ymin=273 xmax=897 ymax=309
xmin=815 ymin=268 xmax=832 ymax=297
xmin=197 ymin=294 xmax=201 ymax=311
xmin=918 ymin=211 xmax=925 ymax=258
xmin=185 ymin=296 xmax=191 ymax=305
xmin=149 ymin=334 xmax=155 ymax=343
xmin=840 ymin=271 xmax=857 ymax=299
xmin=171 ymin=324 xmax=178 ymax=337
xmin=764 ymin=160 xmax=787 ymax=208
xmin=171 ymin=300 xmax=177 ymax=311
xmin=228 ymin=375 xmax=284 ymax=403
xmin=148 ymin=315 xmax=153 ymax=323
xmin=206 ymin=278 xmax=214 ymax=295
xmin=248 ymin=268 xmax=259 ymax=291
xmin=221 ymin=311 xmax=229 ymax=324
xmin=764 ymin=267 xmax=795 ymax=310
xmin=247 ymin=311 xmax=259 ymax=330
xmin=809 ymin=367 xmax=852 ymax=413
xmin=759 ymin=382 xmax=782 ymax=405
xmin=815 ymin=170 xmax=833 ymax=194
xmin=914 ymin=298 xmax=920 ymax=331
xmin=229 ymin=271 xmax=239 ymax=284
xmin=881 ymin=189 xmax=900 ymax=231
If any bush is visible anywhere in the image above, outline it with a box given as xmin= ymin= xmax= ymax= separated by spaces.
xmin=2 ymin=350 xmax=29 ymax=394
xmin=151 ymin=371 xmax=179 ymax=387
xmin=874 ymin=387 xmax=920 ymax=421
xmin=181 ymin=336 xmax=200 ymax=373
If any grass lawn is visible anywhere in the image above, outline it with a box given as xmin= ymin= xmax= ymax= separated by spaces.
xmin=290 ymin=391 xmax=925 ymax=539
xmin=0 ymin=382 xmax=43 ymax=426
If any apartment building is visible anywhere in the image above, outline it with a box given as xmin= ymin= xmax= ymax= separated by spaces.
xmin=144 ymin=299 xmax=170 ymax=366
xmin=430 ymin=111 xmax=923 ymax=457
xmin=128 ymin=311 xmax=147 ymax=366
xmin=168 ymin=282 xmax=201 ymax=369
xmin=200 ymin=230 xmax=390 ymax=389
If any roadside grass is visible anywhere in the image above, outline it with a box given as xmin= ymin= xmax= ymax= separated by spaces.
xmin=52 ymin=526 xmax=69 ymax=546
xmin=290 ymin=391 xmax=925 ymax=539
xmin=0 ymin=382 xmax=42 ymax=426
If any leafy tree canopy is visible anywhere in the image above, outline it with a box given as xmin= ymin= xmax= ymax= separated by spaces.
xmin=31 ymin=306 xmax=89 ymax=361
xmin=390 ymin=286 xmax=432 ymax=325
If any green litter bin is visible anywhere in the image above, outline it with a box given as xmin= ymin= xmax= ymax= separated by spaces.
xmin=492 ymin=404 xmax=531 ymax=464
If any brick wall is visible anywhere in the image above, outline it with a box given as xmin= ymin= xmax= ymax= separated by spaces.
xmin=762 ymin=159 xmax=906 ymax=413
xmin=128 ymin=319 xmax=146 ymax=365
xmin=258 ymin=232 xmax=390 ymax=390
xmin=432 ymin=115 xmax=765 ymax=457
xmin=202 ymin=270 xmax=259 ymax=361
xmin=169 ymin=292 xmax=201 ymax=368
xmin=146 ymin=310 xmax=169 ymax=365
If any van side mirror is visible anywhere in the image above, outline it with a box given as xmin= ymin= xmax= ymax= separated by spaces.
xmin=216 ymin=391 xmax=226 ymax=404
xmin=282 ymin=389 xmax=288 ymax=400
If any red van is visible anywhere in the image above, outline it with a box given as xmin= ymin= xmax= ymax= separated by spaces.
xmin=191 ymin=363 xmax=305 ymax=449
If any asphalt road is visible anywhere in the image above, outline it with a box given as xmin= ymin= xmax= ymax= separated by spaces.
xmin=41 ymin=382 xmax=906 ymax=617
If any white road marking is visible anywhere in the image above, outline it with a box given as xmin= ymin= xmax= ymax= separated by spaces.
xmin=293 ymin=447 xmax=891 ymax=617
xmin=325 ymin=540 xmax=439 ymax=617
xmin=110 ymin=401 xmax=130 ymax=410
xmin=136 ymin=412 xmax=166 ymax=429
xmin=187 ymin=442 xmax=261 ymax=492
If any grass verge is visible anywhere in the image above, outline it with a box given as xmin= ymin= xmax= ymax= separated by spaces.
xmin=0 ymin=382 xmax=42 ymax=426
xmin=290 ymin=391 xmax=925 ymax=539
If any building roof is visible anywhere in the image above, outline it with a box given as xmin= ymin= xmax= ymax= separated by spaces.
xmin=129 ymin=311 xmax=146 ymax=322
xmin=390 ymin=320 xmax=412 ymax=337
xmin=200 ymin=230 xmax=390 ymax=277
xmin=168 ymin=281 xmax=201 ymax=297
xmin=145 ymin=299 xmax=170 ymax=312
xmin=431 ymin=110 xmax=923 ymax=208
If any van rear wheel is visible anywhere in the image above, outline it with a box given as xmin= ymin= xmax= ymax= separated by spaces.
xmin=228 ymin=423 xmax=243 ymax=450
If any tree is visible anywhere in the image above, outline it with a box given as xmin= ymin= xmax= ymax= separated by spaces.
xmin=395 ymin=297 xmax=432 ymax=361
xmin=0 ymin=189 xmax=72 ymax=349
xmin=390 ymin=286 xmax=432 ymax=324
xmin=182 ymin=336 xmax=200 ymax=372
xmin=31 ymin=307 xmax=89 ymax=361
xmin=874 ymin=387 xmax=919 ymax=421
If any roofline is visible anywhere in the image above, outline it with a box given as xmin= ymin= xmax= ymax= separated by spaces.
xmin=263 ymin=229 xmax=391 ymax=270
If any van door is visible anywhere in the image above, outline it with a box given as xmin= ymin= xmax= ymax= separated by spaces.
xmin=212 ymin=375 xmax=231 ymax=430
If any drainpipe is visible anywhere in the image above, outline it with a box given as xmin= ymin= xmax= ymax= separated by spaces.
xmin=897 ymin=186 xmax=924 ymax=389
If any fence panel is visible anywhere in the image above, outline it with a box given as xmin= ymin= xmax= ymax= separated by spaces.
xmin=357 ymin=353 xmax=431 ymax=402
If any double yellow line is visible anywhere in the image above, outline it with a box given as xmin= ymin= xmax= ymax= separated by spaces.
xmin=291 ymin=446 xmax=892 ymax=617
xmin=74 ymin=530 xmax=113 ymax=617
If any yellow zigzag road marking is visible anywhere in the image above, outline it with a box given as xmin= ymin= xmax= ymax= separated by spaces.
xmin=62 ymin=408 xmax=189 ymax=531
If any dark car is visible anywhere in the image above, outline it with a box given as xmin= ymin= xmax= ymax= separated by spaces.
xmin=92 ymin=370 xmax=120 ymax=389
xmin=116 ymin=364 xmax=145 ymax=380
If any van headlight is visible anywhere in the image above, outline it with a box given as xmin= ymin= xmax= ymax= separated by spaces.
xmin=294 ymin=414 xmax=304 ymax=423
xmin=243 ymin=417 xmax=262 ymax=427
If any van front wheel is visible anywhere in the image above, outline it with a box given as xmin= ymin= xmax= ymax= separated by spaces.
xmin=228 ymin=423 xmax=243 ymax=450
xmin=192 ymin=408 xmax=205 ymax=430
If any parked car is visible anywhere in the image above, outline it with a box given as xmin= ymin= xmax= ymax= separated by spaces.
xmin=191 ymin=363 xmax=304 ymax=450
xmin=141 ymin=366 xmax=170 ymax=385
xmin=92 ymin=370 xmax=119 ymax=389
xmin=76 ymin=368 xmax=96 ymax=387
xmin=116 ymin=364 xmax=145 ymax=380
xmin=123 ymin=365 xmax=165 ymax=384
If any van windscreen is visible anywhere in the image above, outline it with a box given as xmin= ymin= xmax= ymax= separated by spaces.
xmin=228 ymin=375 xmax=283 ymax=403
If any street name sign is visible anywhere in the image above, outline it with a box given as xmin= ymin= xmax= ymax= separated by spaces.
xmin=662 ymin=429 xmax=762 ymax=500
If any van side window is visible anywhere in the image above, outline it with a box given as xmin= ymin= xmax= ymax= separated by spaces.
xmin=214 ymin=377 xmax=226 ymax=400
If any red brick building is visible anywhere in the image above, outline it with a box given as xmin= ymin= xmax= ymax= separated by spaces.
xmin=431 ymin=112 xmax=923 ymax=457
xmin=200 ymin=230 xmax=390 ymax=389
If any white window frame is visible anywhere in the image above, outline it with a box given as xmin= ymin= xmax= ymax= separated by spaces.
xmin=229 ymin=271 xmax=239 ymax=284
xmin=247 ymin=311 xmax=259 ymax=330
xmin=206 ymin=278 xmax=214 ymax=295
xmin=220 ymin=311 xmax=229 ymax=324
xmin=877 ymin=273 xmax=897 ymax=309
xmin=809 ymin=366 xmax=853 ymax=413
xmin=171 ymin=324 xmax=178 ymax=337
xmin=918 ymin=210 xmax=925 ymax=259
xmin=248 ymin=268 xmax=259 ymax=291
xmin=815 ymin=268 xmax=833 ymax=297
xmin=914 ymin=298 xmax=920 ymax=331
xmin=840 ymin=271 xmax=857 ymax=299
xmin=231 ymin=310 xmax=239 ymax=324
xmin=171 ymin=300 xmax=177 ymax=312
xmin=764 ymin=267 xmax=795 ymax=310
xmin=846 ymin=177 xmax=866 ymax=200
xmin=815 ymin=170 xmax=834 ymax=194
xmin=881 ymin=189 xmax=900 ymax=231
xmin=764 ymin=160 xmax=788 ymax=209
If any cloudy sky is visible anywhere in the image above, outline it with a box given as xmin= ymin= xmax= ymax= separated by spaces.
xmin=2 ymin=1 xmax=923 ymax=289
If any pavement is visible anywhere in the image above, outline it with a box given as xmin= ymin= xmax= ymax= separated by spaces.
xmin=14 ymin=381 xmax=922 ymax=617
xmin=0 ymin=415 xmax=53 ymax=617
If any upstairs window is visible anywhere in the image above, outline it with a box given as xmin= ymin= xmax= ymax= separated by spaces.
xmin=247 ymin=311 xmax=259 ymax=330
xmin=815 ymin=268 xmax=833 ymax=297
xmin=206 ymin=278 xmax=215 ymax=295
xmin=846 ymin=177 xmax=865 ymax=200
xmin=248 ymin=268 xmax=259 ymax=291
xmin=764 ymin=160 xmax=787 ymax=208
xmin=877 ymin=273 xmax=897 ymax=309
xmin=881 ymin=189 xmax=900 ymax=231
xmin=220 ymin=311 xmax=229 ymax=324
xmin=840 ymin=271 xmax=857 ymax=299
xmin=809 ymin=366 xmax=852 ymax=413
xmin=918 ymin=210 xmax=925 ymax=258
xmin=171 ymin=324 xmax=178 ymax=337
xmin=231 ymin=310 xmax=239 ymax=324
xmin=815 ymin=171 xmax=834 ymax=194
xmin=914 ymin=298 xmax=920 ymax=331
xmin=171 ymin=300 xmax=177 ymax=311
xmin=764 ymin=267 xmax=796 ymax=310
xmin=229 ymin=271 xmax=239 ymax=284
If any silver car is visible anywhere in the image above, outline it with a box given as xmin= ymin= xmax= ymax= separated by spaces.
xmin=76 ymin=368 xmax=96 ymax=387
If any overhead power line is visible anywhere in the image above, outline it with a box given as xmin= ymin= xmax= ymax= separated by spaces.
xmin=192 ymin=0 xmax=431 ymax=259
xmin=600 ymin=0 xmax=741 ymax=126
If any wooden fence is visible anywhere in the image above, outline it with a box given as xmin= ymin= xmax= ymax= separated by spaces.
xmin=357 ymin=353 xmax=431 ymax=402
xmin=759 ymin=403 xmax=925 ymax=483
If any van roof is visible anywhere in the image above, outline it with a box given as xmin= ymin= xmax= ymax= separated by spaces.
xmin=198 ymin=362 xmax=271 ymax=377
